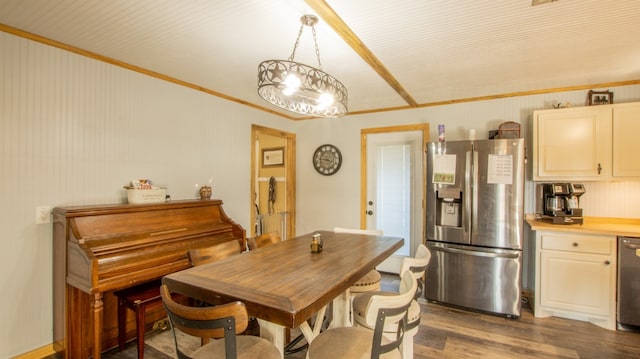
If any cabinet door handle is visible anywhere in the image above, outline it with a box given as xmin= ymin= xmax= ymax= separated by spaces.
xmin=572 ymin=242 xmax=578 ymax=247
xmin=597 ymin=163 xmax=602 ymax=175
xmin=604 ymin=260 xmax=611 ymax=265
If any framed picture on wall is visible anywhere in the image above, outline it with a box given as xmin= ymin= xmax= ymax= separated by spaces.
xmin=262 ymin=147 xmax=284 ymax=167
xmin=587 ymin=90 xmax=613 ymax=106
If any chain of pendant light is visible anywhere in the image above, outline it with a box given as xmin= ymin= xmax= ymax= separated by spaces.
xmin=288 ymin=16 xmax=323 ymax=70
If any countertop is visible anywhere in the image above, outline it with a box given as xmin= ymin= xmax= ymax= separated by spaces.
xmin=526 ymin=215 xmax=640 ymax=237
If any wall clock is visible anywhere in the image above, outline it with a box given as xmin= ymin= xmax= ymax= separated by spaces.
xmin=313 ymin=144 xmax=342 ymax=176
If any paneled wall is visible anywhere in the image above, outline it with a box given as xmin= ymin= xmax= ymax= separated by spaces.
xmin=0 ymin=32 xmax=288 ymax=357
xmin=2 ymin=30 xmax=639 ymax=357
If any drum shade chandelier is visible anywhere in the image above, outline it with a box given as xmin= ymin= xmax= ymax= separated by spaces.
xmin=258 ymin=15 xmax=348 ymax=117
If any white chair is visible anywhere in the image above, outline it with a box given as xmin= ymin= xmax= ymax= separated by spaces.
xmin=352 ymin=244 xmax=431 ymax=359
xmin=307 ymin=270 xmax=418 ymax=359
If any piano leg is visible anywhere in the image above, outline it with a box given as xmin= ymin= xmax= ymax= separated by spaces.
xmin=92 ymin=292 xmax=104 ymax=359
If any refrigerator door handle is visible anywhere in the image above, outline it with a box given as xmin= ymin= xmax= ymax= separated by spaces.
xmin=464 ymin=150 xmax=472 ymax=235
xmin=431 ymin=244 xmax=520 ymax=259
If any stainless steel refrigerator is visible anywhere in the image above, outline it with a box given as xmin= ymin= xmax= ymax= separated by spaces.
xmin=425 ymin=138 xmax=525 ymax=317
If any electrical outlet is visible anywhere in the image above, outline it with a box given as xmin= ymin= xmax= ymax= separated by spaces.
xmin=36 ymin=206 xmax=52 ymax=224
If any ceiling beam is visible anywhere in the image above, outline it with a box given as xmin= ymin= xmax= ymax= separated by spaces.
xmin=305 ymin=0 xmax=418 ymax=107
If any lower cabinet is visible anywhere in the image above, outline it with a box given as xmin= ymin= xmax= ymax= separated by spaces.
xmin=534 ymin=231 xmax=617 ymax=330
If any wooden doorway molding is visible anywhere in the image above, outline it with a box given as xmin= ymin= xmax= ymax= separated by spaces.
xmin=250 ymin=124 xmax=296 ymax=240
xmin=360 ymin=123 xmax=429 ymax=237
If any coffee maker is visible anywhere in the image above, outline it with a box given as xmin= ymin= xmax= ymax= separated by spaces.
xmin=541 ymin=183 xmax=585 ymax=224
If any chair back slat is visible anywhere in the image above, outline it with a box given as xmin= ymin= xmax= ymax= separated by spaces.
xmin=188 ymin=240 xmax=242 ymax=266
xmin=368 ymin=270 xmax=416 ymax=359
xmin=247 ymin=232 xmax=281 ymax=250
xmin=371 ymin=303 xmax=410 ymax=358
xmin=364 ymin=270 xmax=417 ymax=326
xmin=400 ymin=244 xmax=431 ymax=298
xmin=160 ymin=284 xmax=249 ymax=359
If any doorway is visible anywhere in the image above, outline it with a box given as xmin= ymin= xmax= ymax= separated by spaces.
xmin=361 ymin=124 xmax=429 ymax=273
xmin=250 ymin=125 xmax=296 ymax=242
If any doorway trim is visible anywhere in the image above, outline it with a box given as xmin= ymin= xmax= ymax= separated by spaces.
xmin=360 ymin=124 xmax=429 ymax=242
xmin=250 ymin=124 xmax=296 ymax=240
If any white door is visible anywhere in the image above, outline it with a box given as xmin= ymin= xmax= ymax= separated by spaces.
xmin=366 ymin=131 xmax=423 ymax=274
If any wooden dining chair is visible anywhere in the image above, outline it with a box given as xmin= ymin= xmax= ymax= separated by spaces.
xmin=188 ymin=239 xmax=243 ymax=267
xmin=352 ymin=244 xmax=431 ymax=359
xmin=188 ymin=239 xmax=251 ymax=340
xmin=307 ymin=270 xmax=417 ymax=359
xmin=114 ymin=236 xmax=246 ymax=359
xmin=160 ymin=284 xmax=281 ymax=359
xmin=246 ymin=231 xmax=280 ymax=250
xmin=115 ymin=232 xmax=245 ymax=359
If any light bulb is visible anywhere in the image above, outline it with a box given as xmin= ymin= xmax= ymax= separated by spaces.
xmin=282 ymin=73 xmax=301 ymax=96
xmin=316 ymin=93 xmax=335 ymax=109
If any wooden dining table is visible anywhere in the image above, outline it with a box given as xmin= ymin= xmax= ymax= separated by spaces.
xmin=162 ymin=230 xmax=403 ymax=357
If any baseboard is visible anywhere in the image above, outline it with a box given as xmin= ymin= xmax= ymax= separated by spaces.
xmin=12 ymin=344 xmax=56 ymax=359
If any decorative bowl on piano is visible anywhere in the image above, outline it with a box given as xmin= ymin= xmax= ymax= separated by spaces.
xmin=125 ymin=187 xmax=167 ymax=204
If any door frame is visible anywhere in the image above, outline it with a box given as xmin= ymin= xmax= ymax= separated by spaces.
xmin=250 ymin=124 xmax=296 ymax=240
xmin=360 ymin=124 xmax=429 ymax=250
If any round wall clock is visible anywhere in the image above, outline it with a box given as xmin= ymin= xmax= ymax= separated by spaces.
xmin=313 ymin=144 xmax=342 ymax=176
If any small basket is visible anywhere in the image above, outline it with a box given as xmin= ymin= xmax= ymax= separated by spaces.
xmin=126 ymin=188 xmax=167 ymax=204
xmin=497 ymin=121 xmax=521 ymax=139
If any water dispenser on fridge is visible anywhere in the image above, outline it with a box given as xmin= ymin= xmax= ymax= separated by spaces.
xmin=436 ymin=187 xmax=462 ymax=227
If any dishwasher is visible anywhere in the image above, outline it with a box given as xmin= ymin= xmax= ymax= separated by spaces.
xmin=618 ymin=237 xmax=640 ymax=329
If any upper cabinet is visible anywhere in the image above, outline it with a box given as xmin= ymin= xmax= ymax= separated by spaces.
xmin=612 ymin=103 xmax=640 ymax=177
xmin=533 ymin=102 xmax=640 ymax=181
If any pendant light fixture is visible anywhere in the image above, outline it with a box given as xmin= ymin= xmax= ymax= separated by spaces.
xmin=257 ymin=15 xmax=348 ymax=117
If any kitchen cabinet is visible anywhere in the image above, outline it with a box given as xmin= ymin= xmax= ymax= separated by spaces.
xmin=533 ymin=102 xmax=640 ymax=180
xmin=612 ymin=102 xmax=640 ymax=177
xmin=534 ymin=231 xmax=617 ymax=330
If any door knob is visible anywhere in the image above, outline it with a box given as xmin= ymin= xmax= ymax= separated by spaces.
xmin=368 ymin=201 xmax=373 ymax=206
xmin=366 ymin=210 xmax=374 ymax=215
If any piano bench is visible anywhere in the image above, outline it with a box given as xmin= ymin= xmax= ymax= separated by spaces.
xmin=114 ymin=279 xmax=165 ymax=359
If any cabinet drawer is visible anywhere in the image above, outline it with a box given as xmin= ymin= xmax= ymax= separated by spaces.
xmin=540 ymin=233 xmax=613 ymax=255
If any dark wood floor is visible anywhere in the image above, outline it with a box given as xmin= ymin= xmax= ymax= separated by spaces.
xmin=52 ymin=274 xmax=640 ymax=359
xmin=381 ymin=273 xmax=640 ymax=359
xmin=413 ymin=300 xmax=640 ymax=358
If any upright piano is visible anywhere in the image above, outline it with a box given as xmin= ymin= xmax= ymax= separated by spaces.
xmin=52 ymin=199 xmax=245 ymax=359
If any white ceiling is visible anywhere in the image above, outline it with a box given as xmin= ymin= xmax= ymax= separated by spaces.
xmin=1 ymin=0 xmax=639 ymax=120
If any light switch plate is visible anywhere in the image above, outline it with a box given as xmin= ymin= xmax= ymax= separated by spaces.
xmin=36 ymin=206 xmax=51 ymax=224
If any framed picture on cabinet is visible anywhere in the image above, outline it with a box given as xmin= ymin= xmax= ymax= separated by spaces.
xmin=262 ymin=147 xmax=284 ymax=167
xmin=587 ymin=90 xmax=613 ymax=106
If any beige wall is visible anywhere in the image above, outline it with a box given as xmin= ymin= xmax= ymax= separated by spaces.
xmin=2 ymin=31 xmax=640 ymax=357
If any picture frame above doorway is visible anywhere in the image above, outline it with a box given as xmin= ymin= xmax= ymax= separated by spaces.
xmin=262 ymin=147 xmax=284 ymax=167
